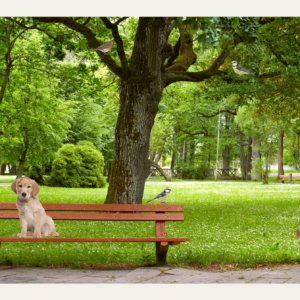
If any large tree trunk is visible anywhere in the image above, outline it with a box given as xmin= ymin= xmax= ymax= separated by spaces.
xmin=252 ymin=136 xmax=262 ymax=181
xmin=278 ymin=132 xmax=284 ymax=177
xmin=105 ymin=18 xmax=173 ymax=204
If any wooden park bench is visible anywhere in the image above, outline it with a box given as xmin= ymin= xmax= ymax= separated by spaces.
xmin=0 ymin=203 xmax=189 ymax=266
xmin=280 ymin=174 xmax=300 ymax=183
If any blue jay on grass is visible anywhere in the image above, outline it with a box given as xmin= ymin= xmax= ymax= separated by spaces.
xmin=147 ymin=188 xmax=171 ymax=204
xmin=231 ymin=61 xmax=255 ymax=77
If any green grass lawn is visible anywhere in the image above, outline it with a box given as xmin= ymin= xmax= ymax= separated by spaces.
xmin=1 ymin=179 xmax=300 ymax=269
xmin=269 ymin=170 xmax=300 ymax=174
xmin=0 ymin=175 xmax=15 ymax=183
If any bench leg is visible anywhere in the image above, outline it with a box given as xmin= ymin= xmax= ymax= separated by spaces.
xmin=156 ymin=242 xmax=169 ymax=266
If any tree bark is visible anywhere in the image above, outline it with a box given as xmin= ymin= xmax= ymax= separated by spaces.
xmin=189 ymin=142 xmax=195 ymax=167
xmin=16 ymin=129 xmax=29 ymax=179
xmin=104 ymin=18 xmax=173 ymax=204
xmin=246 ymin=137 xmax=252 ymax=180
xmin=278 ymin=132 xmax=284 ymax=177
xmin=263 ymin=150 xmax=269 ymax=184
xmin=252 ymin=137 xmax=262 ymax=181
xmin=150 ymin=161 xmax=171 ymax=181
xmin=298 ymin=135 xmax=300 ymax=173
xmin=155 ymin=153 xmax=162 ymax=165
xmin=222 ymin=145 xmax=230 ymax=170
xmin=0 ymin=163 xmax=6 ymax=175
xmin=16 ymin=150 xmax=27 ymax=179
xmin=171 ymin=131 xmax=176 ymax=175
xmin=9 ymin=165 xmax=17 ymax=175
xmin=238 ymin=130 xmax=247 ymax=180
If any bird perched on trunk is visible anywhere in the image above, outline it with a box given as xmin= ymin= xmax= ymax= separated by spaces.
xmin=231 ymin=61 xmax=255 ymax=77
xmin=147 ymin=188 xmax=171 ymax=204
xmin=92 ymin=41 xmax=113 ymax=54
xmin=295 ymin=230 xmax=300 ymax=239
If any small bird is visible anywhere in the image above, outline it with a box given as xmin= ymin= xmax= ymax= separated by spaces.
xmin=231 ymin=61 xmax=255 ymax=77
xmin=295 ymin=230 xmax=300 ymax=239
xmin=92 ymin=41 xmax=113 ymax=55
xmin=147 ymin=188 xmax=171 ymax=204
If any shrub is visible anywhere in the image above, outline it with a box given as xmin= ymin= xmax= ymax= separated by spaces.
xmin=179 ymin=162 xmax=208 ymax=180
xmin=24 ymin=163 xmax=52 ymax=185
xmin=50 ymin=141 xmax=106 ymax=188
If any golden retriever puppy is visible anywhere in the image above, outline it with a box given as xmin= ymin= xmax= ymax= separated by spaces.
xmin=11 ymin=177 xmax=59 ymax=238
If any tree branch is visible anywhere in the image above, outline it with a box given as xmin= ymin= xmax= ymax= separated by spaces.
xmin=164 ymin=26 xmax=197 ymax=72
xmin=197 ymin=109 xmax=237 ymax=118
xmin=82 ymin=17 xmax=91 ymax=26
xmin=164 ymin=36 xmax=181 ymax=68
xmin=100 ymin=17 xmax=128 ymax=76
xmin=5 ymin=17 xmax=60 ymax=41
xmin=268 ymin=44 xmax=288 ymax=66
xmin=258 ymin=17 xmax=276 ymax=25
xmin=115 ymin=17 xmax=128 ymax=26
xmin=32 ymin=17 xmax=123 ymax=77
xmin=209 ymin=48 xmax=230 ymax=70
xmin=163 ymin=69 xmax=226 ymax=87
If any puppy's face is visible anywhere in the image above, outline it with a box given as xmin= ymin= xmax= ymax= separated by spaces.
xmin=11 ymin=177 xmax=40 ymax=200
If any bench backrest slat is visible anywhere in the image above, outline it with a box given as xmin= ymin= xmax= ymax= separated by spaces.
xmin=0 ymin=203 xmax=183 ymax=212
xmin=280 ymin=175 xmax=300 ymax=178
xmin=0 ymin=211 xmax=184 ymax=221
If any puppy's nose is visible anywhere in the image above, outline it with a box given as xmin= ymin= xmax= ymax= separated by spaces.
xmin=22 ymin=193 xmax=27 ymax=197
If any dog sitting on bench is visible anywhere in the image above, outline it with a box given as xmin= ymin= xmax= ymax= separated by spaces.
xmin=11 ymin=177 xmax=59 ymax=238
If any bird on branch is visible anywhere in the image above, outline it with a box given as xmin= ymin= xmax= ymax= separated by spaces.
xmin=92 ymin=41 xmax=113 ymax=54
xmin=147 ymin=188 xmax=171 ymax=204
xmin=231 ymin=61 xmax=255 ymax=77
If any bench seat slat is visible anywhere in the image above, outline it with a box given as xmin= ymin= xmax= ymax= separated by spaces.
xmin=0 ymin=237 xmax=190 ymax=243
xmin=0 ymin=212 xmax=184 ymax=221
xmin=0 ymin=203 xmax=183 ymax=212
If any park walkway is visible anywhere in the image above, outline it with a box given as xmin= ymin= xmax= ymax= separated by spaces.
xmin=1 ymin=265 xmax=300 ymax=284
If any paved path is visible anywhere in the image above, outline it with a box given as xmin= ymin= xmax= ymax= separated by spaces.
xmin=1 ymin=266 xmax=300 ymax=284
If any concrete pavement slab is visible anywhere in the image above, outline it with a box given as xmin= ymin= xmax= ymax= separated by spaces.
xmin=1 ymin=266 xmax=300 ymax=283
xmin=81 ymin=269 xmax=131 ymax=278
xmin=111 ymin=267 xmax=164 ymax=283
xmin=248 ymin=278 xmax=289 ymax=284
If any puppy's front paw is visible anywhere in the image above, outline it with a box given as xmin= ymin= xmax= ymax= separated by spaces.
xmin=33 ymin=233 xmax=41 ymax=238
xmin=17 ymin=233 xmax=27 ymax=238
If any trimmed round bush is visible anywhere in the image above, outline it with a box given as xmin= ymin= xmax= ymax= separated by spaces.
xmin=50 ymin=141 xmax=106 ymax=188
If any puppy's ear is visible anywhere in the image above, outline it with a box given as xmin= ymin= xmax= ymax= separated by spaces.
xmin=11 ymin=179 xmax=19 ymax=194
xmin=31 ymin=180 xmax=40 ymax=197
